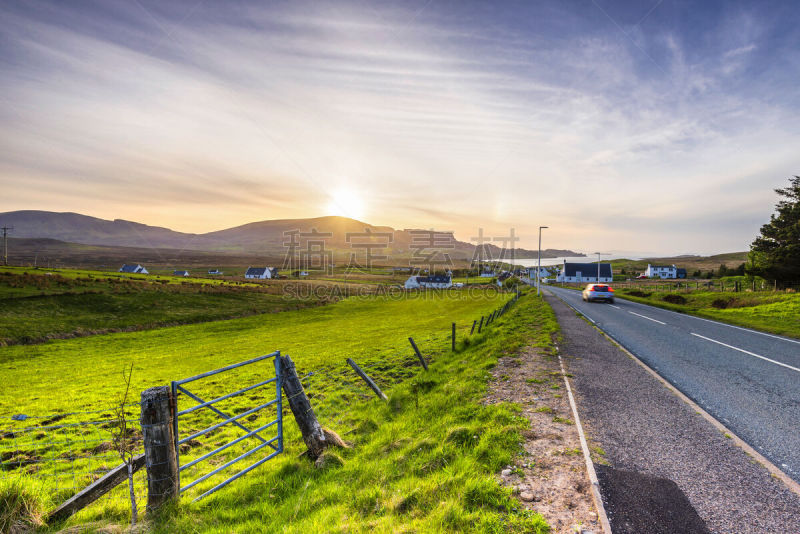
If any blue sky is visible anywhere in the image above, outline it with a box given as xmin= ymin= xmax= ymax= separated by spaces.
xmin=1 ymin=0 xmax=799 ymax=255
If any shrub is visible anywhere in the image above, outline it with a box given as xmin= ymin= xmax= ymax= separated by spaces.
xmin=711 ymin=298 xmax=730 ymax=309
xmin=627 ymin=290 xmax=651 ymax=298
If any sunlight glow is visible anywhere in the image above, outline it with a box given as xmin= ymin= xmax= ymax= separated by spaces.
xmin=326 ymin=188 xmax=366 ymax=220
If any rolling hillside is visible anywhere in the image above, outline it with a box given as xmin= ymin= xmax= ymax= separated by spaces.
xmin=0 ymin=210 xmax=581 ymax=260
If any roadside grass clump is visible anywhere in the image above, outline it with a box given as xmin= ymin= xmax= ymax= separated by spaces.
xmin=552 ymin=416 xmax=574 ymax=425
xmin=0 ymin=478 xmax=49 ymax=533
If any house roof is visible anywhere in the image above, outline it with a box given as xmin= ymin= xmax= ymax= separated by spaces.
xmin=649 ymin=264 xmax=675 ymax=269
xmin=245 ymin=267 xmax=268 ymax=276
xmin=562 ymin=263 xmax=612 ymax=277
xmin=173 ymin=270 xmax=189 ymax=275
xmin=120 ymin=264 xmax=141 ymax=273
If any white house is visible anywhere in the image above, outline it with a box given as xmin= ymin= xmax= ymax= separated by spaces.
xmin=527 ymin=266 xmax=554 ymax=278
xmin=119 ymin=264 xmax=148 ymax=274
xmin=556 ymin=261 xmax=612 ymax=283
xmin=404 ymin=273 xmax=453 ymax=289
xmin=645 ymin=264 xmax=677 ymax=279
xmin=173 ymin=270 xmax=190 ymax=277
xmin=208 ymin=269 xmax=223 ymax=275
xmin=245 ymin=267 xmax=278 ymax=279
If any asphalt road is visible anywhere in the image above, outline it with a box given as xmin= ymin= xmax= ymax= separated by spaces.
xmin=545 ymin=285 xmax=800 ymax=484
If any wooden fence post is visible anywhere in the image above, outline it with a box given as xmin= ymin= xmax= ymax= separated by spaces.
xmin=140 ymin=386 xmax=179 ymax=513
xmin=451 ymin=323 xmax=456 ymax=351
xmin=279 ymin=355 xmax=329 ymax=459
xmin=346 ymin=358 xmax=387 ymax=401
xmin=470 ymin=320 xmax=477 ymax=335
xmin=478 ymin=316 xmax=484 ymax=333
xmin=408 ymin=337 xmax=428 ymax=371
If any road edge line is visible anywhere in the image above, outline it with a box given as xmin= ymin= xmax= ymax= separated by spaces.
xmin=557 ymin=348 xmax=613 ymax=534
xmin=547 ymin=289 xmax=800 ymax=499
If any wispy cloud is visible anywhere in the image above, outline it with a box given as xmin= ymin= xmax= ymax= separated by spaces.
xmin=1 ymin=0 xmax=799 ymax=255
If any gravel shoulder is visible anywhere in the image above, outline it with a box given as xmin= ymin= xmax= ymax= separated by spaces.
xmin=545 ymin=291 xmax=800 ymax=534
xmin=485 ymin=346 xmax=600 ymax=533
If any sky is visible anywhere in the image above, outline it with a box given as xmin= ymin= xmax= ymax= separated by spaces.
xmin=1 ymin=0 xmax=799 ymax=256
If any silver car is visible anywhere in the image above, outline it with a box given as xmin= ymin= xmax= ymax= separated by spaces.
xmin=582 ymin=283 xmax=615 ymax=303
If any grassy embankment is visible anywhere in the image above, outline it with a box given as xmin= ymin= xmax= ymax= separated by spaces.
xmin=613 ymin=287 xmax=800 ymax=339
xmin=1 ymin=288 xmax=559 ymax=532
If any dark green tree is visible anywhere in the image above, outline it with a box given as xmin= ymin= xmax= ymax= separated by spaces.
xmin=748 ymin=176 xmax=800 ymax=281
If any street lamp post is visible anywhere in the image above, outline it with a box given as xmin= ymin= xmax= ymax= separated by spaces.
xmin=537 ymin=226 xmax=548 ymax=296
xmin=593 ymin=252 xmax=608 ymax=282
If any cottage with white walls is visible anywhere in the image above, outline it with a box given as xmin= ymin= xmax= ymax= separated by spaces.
xmin=528 ymin=266 xmax=554 ymax=278
xmin=173 ymin=270 xmax=190 ymax=277
xmin=404 ymin=273 xmax=453 ymax=289
xmin=645 ymin=264 xmax=677 ymax=279
xmin=556 ymin=260 xmax=612 ymax=283
xmin=245 ymin=267 xmax=278 ymax=279
xmin=119 ymin=264 xmax=148 ymax=274
xmin=208 ymin=269 xmax=223 ymax=275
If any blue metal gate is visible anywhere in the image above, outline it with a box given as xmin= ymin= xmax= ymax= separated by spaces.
xmin=171 ymin=351 xmax=283 ymax=501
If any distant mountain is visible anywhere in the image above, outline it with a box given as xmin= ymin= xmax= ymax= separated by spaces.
xmin=0 ymin=210 xmax=582 ymax=260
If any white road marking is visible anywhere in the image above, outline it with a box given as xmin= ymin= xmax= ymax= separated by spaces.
xmin=608 ymin=304 xmax=621 ymax=309
xmin=687 ymin=315 xmax=800 ymax=346
xmin=628 ymin=311 xmax=666 ymax=325
xmin=691 ymin=333 xmax=800 ymax=374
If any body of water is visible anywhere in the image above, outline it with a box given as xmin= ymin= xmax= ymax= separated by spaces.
xmin=497 ymin=256 xmax=633 ymax=268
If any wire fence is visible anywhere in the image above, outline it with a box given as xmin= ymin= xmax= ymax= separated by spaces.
xmin=0 ymin=403 xmax=147 ymax=517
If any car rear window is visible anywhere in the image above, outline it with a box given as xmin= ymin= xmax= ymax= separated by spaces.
xmin=593 ymin=285 xmax=609 ymax=292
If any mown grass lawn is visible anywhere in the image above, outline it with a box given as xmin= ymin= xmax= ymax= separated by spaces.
xmin=1 ymin=288 xmax=558 ymax=532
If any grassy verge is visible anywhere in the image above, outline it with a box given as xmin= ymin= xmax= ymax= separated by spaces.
xmin=1 ymin=289 xmax=558 ymax=532
xmin=613 ymin=288 xmax=800 ymax=339
xmin=147 ymin=291 xmax=558 ymax=533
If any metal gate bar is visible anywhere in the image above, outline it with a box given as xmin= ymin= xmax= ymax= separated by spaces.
xmin=177 ymin=386 xmax=271 ymax=445
xmin=171 ymin=351 xmax=283 ymax=500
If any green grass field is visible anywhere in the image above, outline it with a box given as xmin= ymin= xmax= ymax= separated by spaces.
xmin=613 ymin=287 xmax=800 ymax=339
xmin=1 ymin=287 xmax=557 ymax=532
xmin=0 ymin=267 xmax=393 ymax=345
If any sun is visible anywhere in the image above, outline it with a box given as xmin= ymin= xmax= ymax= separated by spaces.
xmin=326 ymin=188 xmax=366 ymax=220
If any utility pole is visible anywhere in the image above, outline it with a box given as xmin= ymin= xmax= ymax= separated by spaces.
xmin=537 ymin=226 xmax=548 ymax=296
xmin=1 ymin=225 xmax=12 ymax=266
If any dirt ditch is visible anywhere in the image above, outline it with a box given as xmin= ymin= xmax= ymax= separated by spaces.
xmin=485 ymin=347 xmax=600 ymax=533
